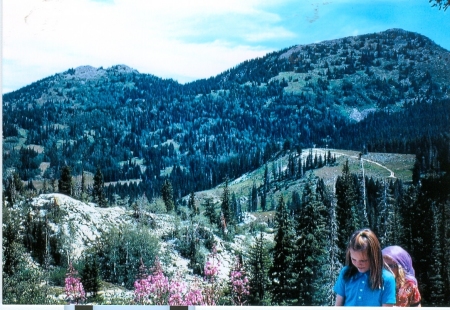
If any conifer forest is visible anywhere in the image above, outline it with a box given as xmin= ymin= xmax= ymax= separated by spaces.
xmin=2 ymin=29 xmax=450 ymax=306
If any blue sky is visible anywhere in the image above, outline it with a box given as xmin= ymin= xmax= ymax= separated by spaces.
xmin=2 ymin=0 xmax=449 ymax=93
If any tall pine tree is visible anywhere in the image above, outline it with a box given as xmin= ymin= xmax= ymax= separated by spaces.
xmin=335 ymin=159 xmax=360 ymax=255
xmin=203 ymin=197 xmax=217 ymax=226
xmin=220 ymin=178 xmax=233 ymax=228
xmin=161 ymin=179 xmax=175 ymax=212
xmin=247 ymin=231 xmax=272 ymax=305
xmin=93 ymin=167 xmax=107 ymax=207
xmin=59 ymin=165 xmax=73 ymax=196
xmin=188 ymin=191 xmax=199 ymax=217
xmin=317 ymin=178 xmax=343 ymax=305
xmin=269 ymin=196 xmax=296 ymax=305
xmin=81 ymin=254 xmax=101 ymax=298
xmin=377 ymin=180 xmax=400 ymax=247
xmin=293 ymin=173 xmax=328 ymax=305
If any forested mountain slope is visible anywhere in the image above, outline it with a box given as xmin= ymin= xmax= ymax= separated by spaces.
xmin=3 ymin=28 xmax=450 ymax=202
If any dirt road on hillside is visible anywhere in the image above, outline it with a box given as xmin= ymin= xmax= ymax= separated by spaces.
xmin=313 ymin=148 xmax=396 ymax=179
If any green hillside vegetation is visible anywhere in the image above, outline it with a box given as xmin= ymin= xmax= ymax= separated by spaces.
xmin=194 ymin=148 xmax=415 ymax=208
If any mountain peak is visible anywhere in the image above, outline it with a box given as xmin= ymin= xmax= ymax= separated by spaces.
xmin=107 ymin=64 xmax=139 ymax=74
xmin=383 ymin=28 xmax=409 ymax=33
xmin=63 ymin=64 xmax=139 ymax=81
xmin=61 ymin=65 xmax=105 ymax=80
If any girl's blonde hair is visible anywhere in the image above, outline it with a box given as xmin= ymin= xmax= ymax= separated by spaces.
xmin=382 ymin=245 xmax=417 ymax=286
xmin=344 ymin=228 xmax=384 ymax=290
xmin=390 ymin=260 xmax=406 ymax=290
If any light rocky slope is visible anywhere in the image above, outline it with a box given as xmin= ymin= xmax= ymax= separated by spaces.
xmin=29 ymin=193 xmax=267 ymax=283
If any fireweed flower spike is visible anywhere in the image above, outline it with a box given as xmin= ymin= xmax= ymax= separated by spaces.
xmin=134 ymin=256 xmax=169 ymax=305
xmin=229 ymin=255 xmax=250 ymax=305
xmin=65 ymin=262 xmax=86 ymax=305
xmin=168 ymin=277 xmax=185 ymax=305
xmin=203 ymin=244 xmax=221 ymax=305
xmin=134 ymin=245 xmax=238 ymax=306
xmin=184 ymin=278 xmax=205 ymax=305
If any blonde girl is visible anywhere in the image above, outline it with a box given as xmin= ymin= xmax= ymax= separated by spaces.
xmin=383 ymin=245 xmax=421 ymax=307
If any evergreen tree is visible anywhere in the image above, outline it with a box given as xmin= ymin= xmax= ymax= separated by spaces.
xmin=81 ymin=254 xmax=101 ymax=298
xmin=80 ymin=169 xmax=89 ymax=202
xmin=230 ymin=191 xmax=237 ymax=223
xmin=260 ymin=191 xmax=267 ymax=212
xmin=188 ymin=191 xmax=199 ymax=216
xmin=335 ymin=160 xmax=360 ymax=254
xmin=293 ymin=173 xmax=328 ymax=305
xmin=247 ymin=231 xmax=272 ymax=305
xmin=325 ymin=190 xmax=343 ymax=305
xmin=298 ymin=156 xmax=304 ymax=178
xmin=95 ymin=224 xmax=160 ymax=289
xmin=161 ymin=179 xmax=175 ymax=212
xmin=5 ymin=172 xmax=23 ymax=205
xmin=376 ymin=180 xmax=399 ymax=247
xmin=51 ymin=177 xmax=57 ymax=193
xmin=81 ymin=169 xmax=87 ymax=194
xmin=442 ymin=198 xmax=450 ymax=305
xmin=27 ymin=179 xmax=36 ymax=191
xmin=398 ymin=184 xmax=419 ymax=250
xmin=3 ymin=206 xmax=50 ymax=304
xmin=423 ymin=191 xmax=450 ymax=305
xmin=59 ymin=165 xmax=73 ymax=196
xmin=271 ymin=162 xmax=277 ymax=182
xmin=427 ymin=201 xmax=446 ymax=305
xmin=3 ymin=206 xmax=24 ymax=278
xmin=315 ymin=178 xmax=343 ymax=305
xmin=269 ymin=196 xmax=296 ymax=305
xmin=131 ymin=201 xmax=140 ymax=219
xmin=288 ymin=154 xmax=296 ymax=177
xmin=42 ymin=178 xmax=49 ymax=194
xmin=93 ymin=167 xmax=107 ymax=207
xmin=248 ymin=188 xmax=253 ymax=213
xmin=231 ymin=192 xmax=242 ymax=223
xmin=412 ymin=157 xmax=421 ymax=185
xmin=289 ymin=191 xmax=302 ymax=214
xmin=220 ymin=178 xmax=233 ymax=227
xmin=263 ymin=164 xmax=270 ymax=193
xmin=409 ymin=178 xmax=435 ymax=304
xmin=251 ymin=182 xmax=258 ymax=212
xmin=34 ymin=218 xmax=47 ymax=265
xmin=357 ymin=157 xmax=369 ymax=228
xmin=203 ymin=197 xmax=217 ymax=226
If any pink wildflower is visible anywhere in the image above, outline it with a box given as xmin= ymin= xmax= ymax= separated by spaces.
xmin=65 ymin=262 xmax=86 ymax=304
xmin=203 ymin=244 xmax=222 ymax=305
xmin=168 ymin=277 xmax=186 ymax=305
xmin=184 ymin=277 xmax=205 ymax=305
xmin=134 ymin=256 xmax=169 ymax=305
xmin=229 ymin=255 xmax=250 ymax=305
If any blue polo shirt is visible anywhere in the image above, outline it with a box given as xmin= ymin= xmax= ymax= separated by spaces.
xmin=334 ymin=266 xmax=396 ymax=306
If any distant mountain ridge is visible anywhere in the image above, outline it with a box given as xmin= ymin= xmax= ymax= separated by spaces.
xmin=3 ymin=28 xmax=450 ymax=202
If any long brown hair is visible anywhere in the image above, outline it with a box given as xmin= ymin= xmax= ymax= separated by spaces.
xmin=344 ymin=228 xmax=384 ymax=290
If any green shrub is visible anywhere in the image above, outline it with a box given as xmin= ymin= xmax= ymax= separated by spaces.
xmin=48 ymin=266 xmax=67 ymax=286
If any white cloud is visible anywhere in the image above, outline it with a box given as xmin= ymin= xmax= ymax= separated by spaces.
xmin=3 ymin=0 xmax=450 ymax=93
xmin=243 ymin=27 xmax=297 ymax=42
xmin=3 ymin=0 xmax=293 ymax=92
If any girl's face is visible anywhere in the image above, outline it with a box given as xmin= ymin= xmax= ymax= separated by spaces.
xmin=350 ymin=249 xmax=370 ymax=273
